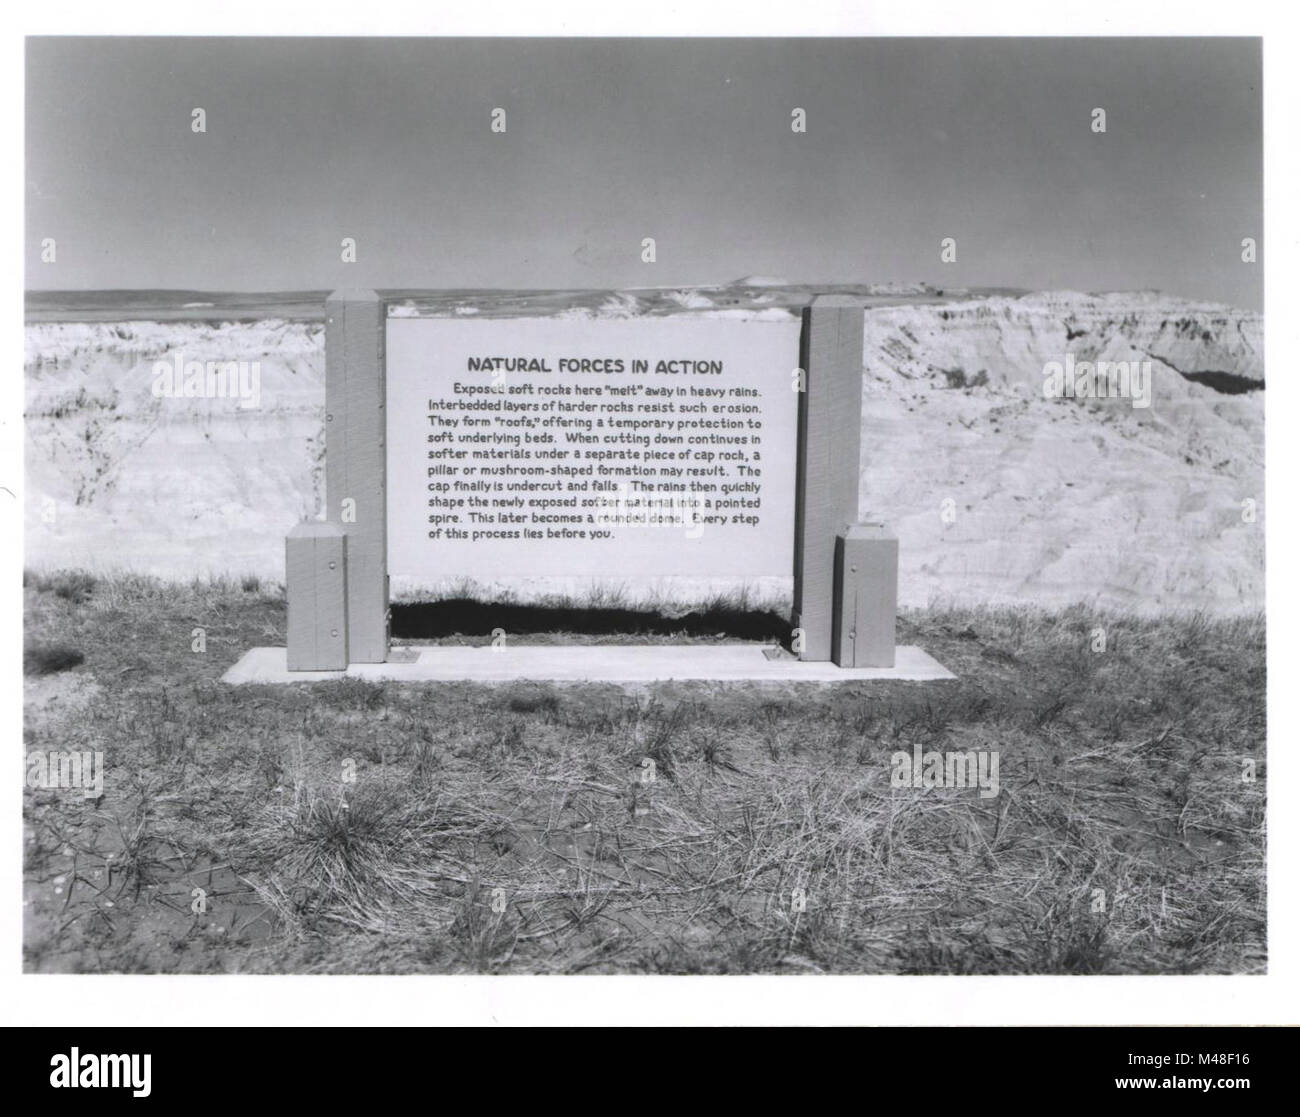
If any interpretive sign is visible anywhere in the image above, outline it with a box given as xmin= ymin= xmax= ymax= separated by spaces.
xmin=385 ymin=318 xmax=801 ymax=581
xmin=284 ymin=290 xmax=897 ymax=670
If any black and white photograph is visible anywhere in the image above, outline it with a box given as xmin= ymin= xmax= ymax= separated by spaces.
xmin=7 ymin=2 xmax=1296 ymax=1045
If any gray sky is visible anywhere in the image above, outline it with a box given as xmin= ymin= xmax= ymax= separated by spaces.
xmin=26 ymin=37 xmax=1262 ymax=308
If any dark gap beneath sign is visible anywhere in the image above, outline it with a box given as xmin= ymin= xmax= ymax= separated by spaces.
xmin=390 ymin=599 xmax=791 ymax=642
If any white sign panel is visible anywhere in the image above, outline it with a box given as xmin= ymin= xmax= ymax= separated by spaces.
xmin=386 ymin=317 xmax=801 ymax=581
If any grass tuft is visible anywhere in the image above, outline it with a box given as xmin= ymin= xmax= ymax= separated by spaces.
xmin=24 ymin=642 xmax=85 ymax=676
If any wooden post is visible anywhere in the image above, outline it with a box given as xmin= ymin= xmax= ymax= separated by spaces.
xmin=832 ymin=523 xmax=898 ymax=667
xmin=286 ymin=523 xmax=348 ymax=671
xmin=325 ymin=289 xmax=389 ymax=663
xmin=793 ymin=295 xmax=864 ymax=661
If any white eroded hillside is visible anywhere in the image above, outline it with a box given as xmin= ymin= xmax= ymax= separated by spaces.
xmin=858 ymin=292 xmax=1262 ymax=612
xmin=24 ymin=290 xmax=1263 ymax=612
xmin=25 ymin=320 xmax=326 ymax=579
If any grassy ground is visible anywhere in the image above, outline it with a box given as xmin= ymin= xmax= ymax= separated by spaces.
xmin=22 ymin=570 xmax=1265 ymax=974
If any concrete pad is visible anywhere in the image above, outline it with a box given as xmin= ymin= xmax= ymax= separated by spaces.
xmin=221 ymin=644 xmax=955 ymax=685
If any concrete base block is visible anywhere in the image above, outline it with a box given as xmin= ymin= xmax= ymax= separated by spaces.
xmin=832 ymin=522 xmax=899 ymax=668
xmin=285 ymin=522 xmax=348 ymax=671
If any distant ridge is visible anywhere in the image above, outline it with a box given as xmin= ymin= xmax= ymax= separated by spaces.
xmin=24 ymin=289 xmax=332 ymax=323
xmin=25 ymin=283 xmax=1035 ymax=324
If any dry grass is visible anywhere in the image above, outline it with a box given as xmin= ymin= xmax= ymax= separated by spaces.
xmin=22 ymin=572 xmax=1265 ymax=973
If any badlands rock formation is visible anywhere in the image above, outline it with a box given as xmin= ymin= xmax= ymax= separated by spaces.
xmin=860 ymin=292 xmax=1262 ymax=612
xmin=24 ymin=288 xmax=1263 ymax=613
